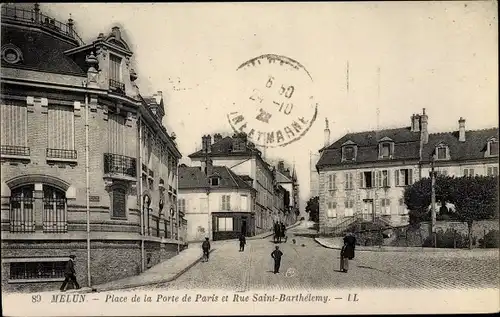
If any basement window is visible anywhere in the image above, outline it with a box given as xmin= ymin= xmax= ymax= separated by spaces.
xmin=8 ymin=259 xmax=67 ymax=283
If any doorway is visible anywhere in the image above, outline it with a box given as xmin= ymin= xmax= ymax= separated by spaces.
xmin=363 ymin=199 xmax=374 ymax=221
xmin=241 ymin=218 xmax=247 ymax=236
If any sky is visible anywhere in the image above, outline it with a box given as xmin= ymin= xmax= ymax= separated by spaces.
xmin=35 ymin=2 xmax=498 ymax=214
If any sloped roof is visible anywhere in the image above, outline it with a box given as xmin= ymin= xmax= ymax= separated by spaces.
xmin=276 ymin=170 xmax=292 ymax=183
xmin=1 ymin=25 xmax=85 ymax=76
xmin=317 ymin=127 xmax=421 ymax=168
xmin=188 ymin=136 xmax=261 ymax=158
xmin=421 ymin=128 xmax=498 ymax=162
xmin=179 ymin=166 xmax=255 ymax=191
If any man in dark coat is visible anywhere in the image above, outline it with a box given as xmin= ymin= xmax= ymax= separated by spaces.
xmin=202 ymin=237 xmax=211 ymax=262
xmin=340 ymin=233 xmax=356 ymax=273
xmin=239 ymin=233 xmax=246 ymax=252
xmin=280 ymin=222 xmax=286 ymax=242
xmin=60 ymin=254 xmax=80 ymax=291
xmin=271 ymin=246 xmax=283 ymax=274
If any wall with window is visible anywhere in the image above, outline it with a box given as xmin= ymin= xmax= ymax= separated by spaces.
xmin=179 ymin=188 xmax=254 ymax=241
xmin=318 ymin=164 xmax=420 ymax=229
xmin=421 ymin=161 xmax=499 ymax=179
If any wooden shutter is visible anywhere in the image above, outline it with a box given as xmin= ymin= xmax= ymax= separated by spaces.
xmin=358 ymin=172 xmax=364 ymax=188
xmin=0 ymin=103 xmax=28 ymax=146
xmin=108 ymin=113 xmax=127 ymax=155
xmin=48 ymin=105 xmax=74 ymax=150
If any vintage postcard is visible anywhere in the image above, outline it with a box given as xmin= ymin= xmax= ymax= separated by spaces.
xmin=1 ymin=1 xmax=498 ymax=316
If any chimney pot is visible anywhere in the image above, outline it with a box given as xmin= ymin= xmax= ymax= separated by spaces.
xmin=459 ymin=117 xmax=466 ymax=142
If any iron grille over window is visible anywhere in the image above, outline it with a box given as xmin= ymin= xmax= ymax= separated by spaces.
xmin=46 ymin=148 xmax=77 ymax=160
xmin=1 ymin=145 xmax=30 ymax=157
xmin=43 ymin=185 xmax=67 ymax=233
xmin=10 ymin=261 xmax=66 ymax=280
xmin=109 ymin=79 xmax=125 ymax=94
xmin=104 ymin=153 xmax=137 ymax=177
xmin=10 ymin=185 xmax=35 ymax=232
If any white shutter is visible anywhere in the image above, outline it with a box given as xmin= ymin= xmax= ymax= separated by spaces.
xmin=395 ymin=170 xmax=400 ymax=186
xmin=359 ymin=172 xmax=364 ymax=188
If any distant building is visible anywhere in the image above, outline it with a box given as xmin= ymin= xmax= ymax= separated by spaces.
xmin=178 ymin=164 xmax=256 ymax=241
xmin=0 ymin=4 xmax=183 ymax=291
xmin=188 ymin=133 xmax=287 ymax=235
xmin=275 ymin=161 xmax=299 ymax=225
xmin=316 ymin=109 xmax=498 ymax=235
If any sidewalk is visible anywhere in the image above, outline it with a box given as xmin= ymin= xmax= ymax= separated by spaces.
xmin=315 ymin=236 xmax=498 ymax=253
xmin=76 ymin=222 xmax=301 ymax=293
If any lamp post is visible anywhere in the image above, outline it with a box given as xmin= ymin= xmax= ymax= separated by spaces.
xmin=430 ymin=153 xmax=437 ymax=248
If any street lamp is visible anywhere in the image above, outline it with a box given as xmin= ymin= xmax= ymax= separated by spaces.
xmin=429 ymin=152 xmax=437 ymax=248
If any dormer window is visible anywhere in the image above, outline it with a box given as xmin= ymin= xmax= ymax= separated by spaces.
xmin=341 ymin=140 xmax=357 ymax=162
xmin=487 ymin=138 xmax=498 ymax=156
xmin=434 ymin=144 xmax=449 ymax=160
xmin=209 ymin=175 xmax=220 ymax=186
xmin=378 ymin=137 xmax=394 ymax=159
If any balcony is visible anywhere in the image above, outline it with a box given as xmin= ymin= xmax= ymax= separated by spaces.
xmin=46 ymin=148 xmax=77 ymax=163
xmin=103 ymin=153 xmax=137 ymax=181
xmin=1 ymin=5 xmax=85 ymax=46
xmin=0 ymin=145 xmax=30 ymax=160
xmin=109 ymin=79 xmax=125 ymax=95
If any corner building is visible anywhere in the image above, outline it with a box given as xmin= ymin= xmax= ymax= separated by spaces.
xmin=0 ymin=4 xmax=184 ymax=292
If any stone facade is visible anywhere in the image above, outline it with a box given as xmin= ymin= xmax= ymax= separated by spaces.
xmin=316 ymin=108 xmax=499 ymax=235
xmin=0 ymin=4 xmax=185 ymax=292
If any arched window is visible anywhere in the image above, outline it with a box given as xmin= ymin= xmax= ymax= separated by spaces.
xmin=43 ymin=185 xmax=67 ymax=233
xmin=10 ymin=185 xmax=35 ymax=233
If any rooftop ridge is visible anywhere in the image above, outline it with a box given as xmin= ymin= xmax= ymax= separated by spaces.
xmin=429 ymin=127 xmax=498 ymax=136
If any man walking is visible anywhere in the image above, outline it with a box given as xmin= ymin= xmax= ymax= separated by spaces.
xmin=340 ymin=232 xmax=356 ymax=273
xmin=202 ymin=237 xmax=211 ymax=262
xmin=271 ymin=246 xmax=283 ymax=274
xmin=239 ymin=233 xmax=246 ymax=252
xmin=60 ymin=254 xmax=80 ymax=292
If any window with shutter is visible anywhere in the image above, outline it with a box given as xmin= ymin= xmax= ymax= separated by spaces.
xmin=47 ymin=104 xmax=75 ymax=160
xmin=0 ymin=102 xmax=29 ymax=157
xmin=382 ymin=170 xmax=389 ymax=187
xmin=111 ymin=187 xmax=127 ymax=218
xmin=327 ymin=201 xmax=337 ymax=218
xmin=240 ymin=195 xmax=248 ymax=211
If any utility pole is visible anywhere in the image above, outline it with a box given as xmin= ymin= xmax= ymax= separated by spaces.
xmin=430 ymin=154 xmax=437 ymax=248
xmin=204 ymin=136 xmax=212 ymax=241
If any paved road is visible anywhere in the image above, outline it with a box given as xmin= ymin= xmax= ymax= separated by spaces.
xmin=128 ymin=226 xmax=498 ymax=291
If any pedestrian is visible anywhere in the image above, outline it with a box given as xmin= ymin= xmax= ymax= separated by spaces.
xmin=60 ymin=254 xmax=80 ymax=292
xmin=271 ymin=246 xmax=283 ymax=274
xmin=202 ymin=237 xmax=211 ymax=262
xmin=280 ymin=222 xmax=286 ymax=243
xmin=239 ymin=233 xmax=246 ymax=252
xmin=340 ymin=232 xmax=356 ymax=273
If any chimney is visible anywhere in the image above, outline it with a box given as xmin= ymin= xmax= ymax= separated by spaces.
xmin=153 ymin=91 xmax=162 ymax=105
xmin=206 ymin=157 xmax=213 ymax=176
xmin=213 ymin=133 xmax=222 ymax=144
xmin=420 ymin=108 xmax=429 ymax=144
xmin=201 ymin=135 xmax=208 ymax=153
xmin=278 ymin=161 xmax=285 ymax=172
xmin=112 ymin=26 xmax=121 ymax=40
xmin=410 ymin=114 xmax=415 ymax=131
xmin=413 ymin=114 xmax=421 ymax=132
xmin=324 ymin=118 xmax=331 ymax=147
xmin=458 ymin=117 xmax=466 ymax=142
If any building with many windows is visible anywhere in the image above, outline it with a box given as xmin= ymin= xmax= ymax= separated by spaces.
xmin=178 ymin=163 xmax=256 ymax=242
xmin=316 ymin=109 xmax=498 ymax=235
xmin=188 ymin=133 xmax=282 ymax=235
xmin=274 ymin=161 xmax=299 ymax=226
xmin=0 ymin=4 xmax=184 ymax=291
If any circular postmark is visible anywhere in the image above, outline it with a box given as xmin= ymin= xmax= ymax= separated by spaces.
xmin=227 ymin=54 xmax=318 ymax=148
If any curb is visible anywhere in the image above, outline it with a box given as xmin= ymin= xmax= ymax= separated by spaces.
xmin=313 ymin=238 xmax=488 ymax=253
xmin=79 ymin=249 xmax=216 ymax=293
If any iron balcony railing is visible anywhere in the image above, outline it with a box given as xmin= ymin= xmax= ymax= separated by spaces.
xmin=1 ymin=5 xmax=86 ymax=46
xmin=109 ymin=79 xmax=125 ymax=94
xmin=46 ymin=148 xmax=77 ymax=160
xmin=104 ymin=153 xmax=137 ymax=178
xmin=1 ymin=145 xmax=30 ymax=157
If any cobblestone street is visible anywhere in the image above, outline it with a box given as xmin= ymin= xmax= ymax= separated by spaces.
xmin=125 ymin=226 xmax=499 ymax=292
